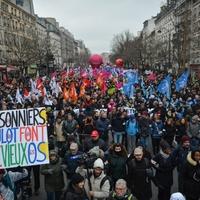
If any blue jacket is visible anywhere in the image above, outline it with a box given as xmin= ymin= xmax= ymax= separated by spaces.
xmin=126 ymin=119 xmax=138 ymax=136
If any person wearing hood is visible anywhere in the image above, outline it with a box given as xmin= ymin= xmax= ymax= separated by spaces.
xmin=41 ymin=150 xmax=65 ymax=200
xmin=170 ymin=192 xmax=185 ymax=200
xmin=182 ymin=149 xmax=200 ymax=200
xmin=151 ymin=140 xmax=175 ymax=200
xmin=65 ymin=173 xmax=88 ymax=200
xmin=107 ymin=179 xmax=137 ymax=200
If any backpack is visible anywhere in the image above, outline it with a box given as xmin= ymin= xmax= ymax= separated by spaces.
xmin=100 ymin=175 xmax=113 ymax=191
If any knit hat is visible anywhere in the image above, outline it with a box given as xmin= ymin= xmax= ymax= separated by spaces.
xmin=71 ymin=173 xmax=84 ymax=185
xmin=93 ymin=158 xmax=104 ymax=169
xmin=90 ymin=130 xmax=99 ymax=137
xmin=170 ymin=192 xmax=185 ymax=200
xmin=181 ymin=135 xmax=190 ymax=144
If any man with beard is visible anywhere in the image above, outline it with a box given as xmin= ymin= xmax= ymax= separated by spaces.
xmin=84 ymin=158 xmax=110 ymax=200
xmin=172 ymin=135 xmax=191 ymax=193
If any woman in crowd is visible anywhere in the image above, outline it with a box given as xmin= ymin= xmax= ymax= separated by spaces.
xmin=182 ymin=149 xmax=200 ymax=200
xmin=107 ymin=143 xmax=128 ymax=184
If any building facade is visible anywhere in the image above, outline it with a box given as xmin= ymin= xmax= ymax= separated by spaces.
xmin=154 ymin=2 xmax=176 ymax=68
xmin=0 ymin=0 xmax=36 ymax=68
xmin=60 ymin=27 xmax=75 ymax=66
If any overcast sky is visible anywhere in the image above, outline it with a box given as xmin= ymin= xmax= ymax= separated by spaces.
xmin=33 ymin=0 xmax=164 ymax=54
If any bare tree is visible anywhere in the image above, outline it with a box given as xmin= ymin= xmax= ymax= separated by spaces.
xmin=5 ymin=31 xmax=36 ymax=74
xmin=110 ymin=30 xmax=143 ymax=66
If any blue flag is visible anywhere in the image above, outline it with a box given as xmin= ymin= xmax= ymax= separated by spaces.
xmin=157 ymin=75 xmax=172 ymax=100
xmin=176 ymin=70 xmax=189 ymax=92
xmin=125 ymin=70 xmax=138 ymax=84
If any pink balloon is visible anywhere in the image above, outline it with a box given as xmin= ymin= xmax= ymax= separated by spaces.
xmin=115 ymin=58 xmax=124 ymax=67
xmin=89 ymin=54 xmax=103 ymax=68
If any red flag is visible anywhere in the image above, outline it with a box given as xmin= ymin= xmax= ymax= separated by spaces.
xmin=63 ymin=87 xmax=69 ymax=100
xmin=69 ymin=83 xmax=77 ymax=102
xmin=36 ymin=78 xmax=46 ymax=97
xmin=79 ymin=85 xmax=85 ymax=97
xmin=24 ymin=88 xmax=30 ymax=98
xmin=96 ymin=73 xmax=104 ymax=87
xmin=101 ymin=82 xmax=107 ymax=94
xmin=36 ymin=78 xmax=43 ymax=90
xmin=60 ymin=71 xmax=68 ymax=81
xmin=82 ymin=79 xmax=90 ymax=87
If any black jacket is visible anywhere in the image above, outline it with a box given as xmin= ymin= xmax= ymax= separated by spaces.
xmin=182 ymin=152 xmax=200 ymax=199
xmin=111 ymin=117 xmax=125 ymax=132
xmin=152 ymin=151 xmax=175 ymax=189
xmin=127 ymin=158 xmax=152 ymax=200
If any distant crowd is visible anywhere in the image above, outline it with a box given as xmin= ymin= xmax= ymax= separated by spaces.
xmin=0 ymin=67 xmax=200 ymax=200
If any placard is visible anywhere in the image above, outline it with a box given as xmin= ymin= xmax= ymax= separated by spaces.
xmin=0 ymin=107 xmax=49 ymax=169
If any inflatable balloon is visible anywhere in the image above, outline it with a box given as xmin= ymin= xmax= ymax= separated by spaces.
xmin=115 ymin=58 xmax=124 ymax=67
xmin=89 ymin=54 xmax=103 ymax=68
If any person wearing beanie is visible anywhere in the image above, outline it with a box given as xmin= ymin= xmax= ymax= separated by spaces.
xmin=171 ymin=135 xmax=191 ymax=193
xmin=65 ymin=173 xmax=88 ymax=200
xmin=0 ymin=168 xmax=28 ymax=200
xmin=151 ymin=140 xmax=175 ymax=200
xmin=83 ymin=158 xmax=110 ymax=200
xmin=170 ymin=192 xmax=185 ymax=200
xmin=182 ymin=149 xmax=200 ymax=200
xmin=41 ymin=150 xmax=65 ymax=200
xmin=127 ymin=147 xmax=152 ymax=200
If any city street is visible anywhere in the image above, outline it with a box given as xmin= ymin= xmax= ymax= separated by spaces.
xmin=0 ymin=1 xmax=200 ymax=200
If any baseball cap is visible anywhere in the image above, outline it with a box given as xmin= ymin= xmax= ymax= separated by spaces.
xmin=91 ymin=130 xmax=99 ymax=137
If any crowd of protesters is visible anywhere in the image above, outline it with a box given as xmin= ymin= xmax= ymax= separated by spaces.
xmin=0 ymin=66 xmax=200 ymax=200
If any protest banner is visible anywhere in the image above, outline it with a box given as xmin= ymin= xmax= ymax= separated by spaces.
xmin=0 ymin=107 xmax=49 ymax=169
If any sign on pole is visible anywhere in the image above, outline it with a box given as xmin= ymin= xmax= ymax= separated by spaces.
xmin=0 ymin=107 xmax=49 ymax=169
